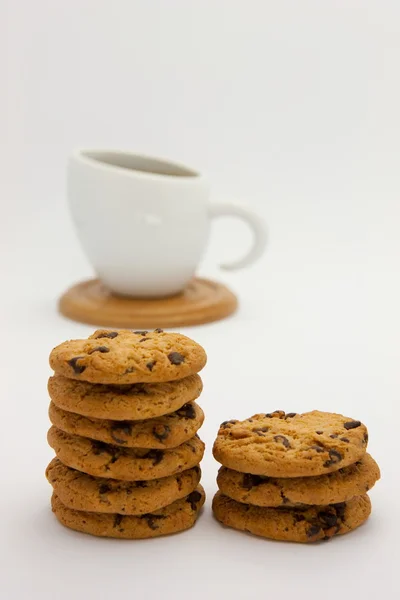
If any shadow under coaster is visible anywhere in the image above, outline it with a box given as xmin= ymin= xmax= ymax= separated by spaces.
xmin=58 ymin=277 xmax=238 ymax=328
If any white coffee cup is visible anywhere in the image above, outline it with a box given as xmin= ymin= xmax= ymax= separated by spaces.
xmin=68 ymin=149 xmax=267 ymax=297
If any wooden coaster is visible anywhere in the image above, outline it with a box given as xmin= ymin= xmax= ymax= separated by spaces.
xmin=59 ymin=278 xmax=238 ymax=328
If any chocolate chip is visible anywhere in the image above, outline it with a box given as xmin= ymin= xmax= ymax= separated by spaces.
xmin=319 ymin=511 xmax=338 ymax=528
xmin=316 ymin=430 xmax=323 ymax=435
xmin=220 ymin=420 xmax=237 ymax=429
xmin=139 ymin=338 xmax=148 ymax=343
xmin=135 ymin=481 xmax=147 ymax=488
xmin=176 ymin=403 xmax=196 ymax=419
xmin=152 ymin=424 xmax=170 ymax=442
xmin=242 ymin=473 xmax=264 ymax=490
xmin=95 ymin=331 xmax=118 ymax=339
xmin=116 ymin=383 xmax=147 ymax=395
xmin=311 ymin=445 xmax=325 ymax=453
xmin=140 ymin=513 xmax=166 ymax=530
xmin=134 ymin=331 xmax=148 ymax=335
xmin=332 ymin=502 xmax=346 ymax=519
xmin=113 ymin=514 xmax=124 ymax=528
xmin=146 ymin=361 xmax=156 ymax=372
xmin=88 ymin=346 xmax=110 ymax=354
xmin=340 ymin=437 xmax=349 ymax=443
xmin=344 ymin=420 xmax=361 ymax=430
xmin=145 ymin=449 xmax=164 ymax=465
xmin=285 ymin=413 xmax=297 ymax=418
xmin=265 ymin=410 xmax=285 ymax=418
xmin=110 ymin=422 xmax=132 ymax=445
xmin=252 ymin=426 xmax=269 ymax=434
xmin=99 ymin=484 xmax=111 ymax=494
xmin=324 ymin=449 xmax=343 ymax=467
xmin=329 ymin=434 xmax=338 ymax=439
xmin=168 ymin=352 xmax=185 ymax=365
xmin=293 ymin=513 xmax=305 ymax=523
xmin=252 ymin=426 xmax=269 ymax=436
xmin=280 ymin=490 xmax=289 ymax=504
xmin=67 ymin=356 xmax=86 ymax=374
xmin=186 ymin=490 xmax=202 ymax=510
xmin=92 ymin=441 xmax=110 ymax=455
xmin=273 ymin=435 xmax=291 ymax=449
xmin=307 ymin=524 xmax=322 ymax=538
xmin=363 ymin=432 xmax=369 ymax=444
xmin=154 ymin=328 xmax=163 ymax=333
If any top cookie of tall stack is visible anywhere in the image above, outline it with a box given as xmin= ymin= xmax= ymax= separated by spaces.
xmin=49 ymin=329 xmax=207 ymax=384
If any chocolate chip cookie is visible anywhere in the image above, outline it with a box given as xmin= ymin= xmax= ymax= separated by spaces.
xmin=52 ymin=486 xmax=205 ymax=538
xmin=212 ymin=491 xmax=371 ymax=542
xmin=46 ymin=457 xmax=201 ymax=515
xmin=217 ymin=453 xmax=380 ymax=506
xmin=213 ymin=411 xmax=368 ymax=477
xmin=48 ymin=426 xmax=205 ymax=481
xmin=49 ymin=329 xmax=207 ymax=384
xmin=48 ymin=374 xmax=203 ymax=421
xmin=49 ymin=400 xmax=204 ymax=449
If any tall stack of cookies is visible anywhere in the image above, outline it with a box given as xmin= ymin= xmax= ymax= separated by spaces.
xmin=212 ymin=410 xmax=380 ymax=542
xmin=46 ymin=329 xmax=207 ymax=539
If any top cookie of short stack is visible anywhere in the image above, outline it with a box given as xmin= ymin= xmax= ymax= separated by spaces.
xmin=49 ymin=329 xmax=207 ymax=384
xmin=213 ymin=410 xmax=368 ymax=477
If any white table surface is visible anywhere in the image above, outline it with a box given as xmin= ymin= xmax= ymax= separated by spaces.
xmin=1 ymin=1 xmax=399 ymax=598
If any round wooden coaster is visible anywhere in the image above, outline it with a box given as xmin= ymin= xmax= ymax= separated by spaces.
xmin=59 ymin=278 xmax=238 ymax=328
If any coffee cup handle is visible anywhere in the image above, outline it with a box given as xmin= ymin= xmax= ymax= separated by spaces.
xmin=209 ymin=202 xmax=267 ymax=270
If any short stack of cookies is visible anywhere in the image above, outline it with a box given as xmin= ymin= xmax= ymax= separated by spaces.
xmin=46 ymin=328 xmax=207 ymax=539
xmin=212 ymin=410 xmax=380 ymax=542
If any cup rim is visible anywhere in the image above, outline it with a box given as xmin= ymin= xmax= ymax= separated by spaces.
xmin=71 ymin=148 xmax=204 ymax=181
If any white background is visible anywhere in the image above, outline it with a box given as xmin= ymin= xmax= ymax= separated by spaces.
xmin=1 ymin=1 xmax=399 ymax=598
